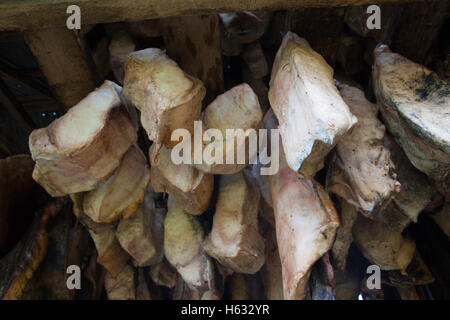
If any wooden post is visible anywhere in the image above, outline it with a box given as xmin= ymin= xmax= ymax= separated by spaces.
xmin=23 ymin=28 xmax=97 ymax=110
xmin=161 ymin=15 xmax=224 ymax=102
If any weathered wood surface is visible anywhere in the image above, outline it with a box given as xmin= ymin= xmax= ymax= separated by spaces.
xmin=23 ymin=28 xmax=97 ymax=110
xmin=0 ymin=0 xmax=429 ymax=31
xmin=161 ymin=15 xmax=224 ymax=100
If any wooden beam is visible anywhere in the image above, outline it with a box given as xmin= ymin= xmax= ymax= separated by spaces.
xmin=0 ymin=0 xmax=429 ymax=31
xmin=161 ymin=15 xmax=224 ymax=101
xmin=23 ymin=27 xmax=97 ymax=110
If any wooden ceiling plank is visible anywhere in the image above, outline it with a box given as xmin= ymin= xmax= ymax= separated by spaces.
xmin=0 ymin=0 xmax=428 ymax=31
